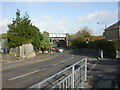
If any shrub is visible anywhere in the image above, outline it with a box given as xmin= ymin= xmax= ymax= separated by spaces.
xmin=88 ymin=39 xmax=120 ymax=52
xmin=112 ymin=39 xmax=120 ymax=51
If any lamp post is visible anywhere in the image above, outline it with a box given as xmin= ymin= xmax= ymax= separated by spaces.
xmin=97 ymin=21 xmax=107 ymax=37
xmin=97 ymin=22 xmax=107 ymax=29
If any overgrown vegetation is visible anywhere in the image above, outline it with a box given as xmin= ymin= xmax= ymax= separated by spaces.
xmin=68 ymin=26 xmax=120 ymax=52
xmin=68 ymin=26 xmax=92 ymax=49
xmin=41 ymin=31 xmax=50 ymax=52
xmin=88 ymin=39 xmax=120 ymax=52
xmin=0 ymin=33 xmax=8 ymax=39
xmin=7 ymin=9 xmax=43 ymax=51
xmin=112 ymin=39 xmax=120 ymax=51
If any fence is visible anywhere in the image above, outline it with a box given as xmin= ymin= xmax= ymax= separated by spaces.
xmin=28 ymin=58 xmax=87 ymax=89
xmin=75 ymin=48 xmax=103 ymax=59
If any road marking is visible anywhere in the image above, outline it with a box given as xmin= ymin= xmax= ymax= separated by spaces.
xmin=88 ymin=60 xmax=99 ymax=71
xmin=44 ymin=55 xmax=75 ymax=69
xmin=14 ymin=60 xmax=22 ymax=63
xmin=69 ymin=56 xmax=74 ymax=60
xmin=50 ymin=76 xmax=65 ymax=86
xmin=59 ymin=60 xmax=68 ymax=64
xmin=64 ymin=60 xmax=68 ymax=62
xmin=2 ymin=60 xmax=11 ymax=63
xmin=41 ymin=68 xmax=46 ymax=71
xmin=69 ymin=55 xmax=74 ymax=60
xmin=9 ymin=68 xmax=46 ymax=81
xmin=53 ymin=64 xmax=57 ymax=66
xmin=52 ymin=60 xmax=68 ymax=66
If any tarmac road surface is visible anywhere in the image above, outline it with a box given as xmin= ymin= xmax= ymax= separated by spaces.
xmin=2 ymin=51 xmax=88 ymax=88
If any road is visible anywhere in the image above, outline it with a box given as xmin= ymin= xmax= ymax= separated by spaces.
xmin=2 ymin=51 xmax=88 ymax=88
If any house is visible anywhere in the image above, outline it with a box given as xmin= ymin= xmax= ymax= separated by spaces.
xmin=105 ymin=21 xmax=120 ymax=41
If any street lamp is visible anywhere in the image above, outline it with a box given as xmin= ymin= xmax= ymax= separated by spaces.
xmin=97 ymin=22 xmax=107 ymax=29
xmin=97 ymin=21 xmax=107 ymax=37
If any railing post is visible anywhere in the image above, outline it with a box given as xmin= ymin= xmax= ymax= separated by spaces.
xmin=39 ymin=83 xmax=41 ymax=90
xmin=101 ymin=50 xmax=103 ymax=59
xmin=85 ymin=58 xmax=87 ymax=81
xmin=72 ymin=65 xmax=75 ymax=88
xmin=116 ymin=51 xmax=118 ymax=59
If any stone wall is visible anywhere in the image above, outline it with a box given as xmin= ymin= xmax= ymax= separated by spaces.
xmin=9 ymin=47 xmax=19 ymax=57
xmin=9 ymin=43 xmax=36 ymax=59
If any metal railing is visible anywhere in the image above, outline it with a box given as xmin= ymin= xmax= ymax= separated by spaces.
xmin=76 ymin=48 xmax=103 ymax=59
xmin=28 ymin=58 xmax=87 ymax=89
xmin=92 ymin=49 xmax=103 ymax=59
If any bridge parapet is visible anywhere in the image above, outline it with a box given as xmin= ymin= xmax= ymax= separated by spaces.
xmin=49 ymin=33 xmax=69 ymax=47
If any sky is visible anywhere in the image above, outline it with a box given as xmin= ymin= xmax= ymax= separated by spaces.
xmin=1 ymin=1 xmax=119 ymax=36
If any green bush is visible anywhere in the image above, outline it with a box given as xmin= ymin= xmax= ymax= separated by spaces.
xmin=112 ymin=39 xmax=120 ymax=51
xmin=88 ymin=39 xmax=120 ymax=52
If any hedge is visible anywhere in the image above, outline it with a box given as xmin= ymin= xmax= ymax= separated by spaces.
xmin=88 ymin=39 xmax=120 ymax=52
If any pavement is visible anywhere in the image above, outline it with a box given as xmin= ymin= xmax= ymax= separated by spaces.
xmin=1 ymin=52 xmax=58 ymax=71
xmin=117 ymin=58 xmax=120 ymax=88
xmin=1 ymin=52 xmax=57 ymax=64
xmin=85 ymin=57 xmax=119 ymax=89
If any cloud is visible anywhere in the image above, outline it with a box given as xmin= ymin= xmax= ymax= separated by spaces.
xmin=77 ymin=12 xmax=98 ymax=22
xmin=0 ymin=15 xmax=73 ymax=34
xmin=77 ymin=10 xmax=117 ymax=24
xmin=70 ymin=2 xmax=86 ymax=7
xmin=1 ymin=0 xmax=119 ymax=2
xmin=0 ymin=19 xmax=12 ymax=34
xmin=41 ymin=14 xmax=53 ymax=20
xmin=76 ymin=9 xmax=118 ymax=36
xmin=31 ymin=15 xmax=75 ymax=34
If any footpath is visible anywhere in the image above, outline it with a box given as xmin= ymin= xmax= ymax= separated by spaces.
xmin=1 ymin=52 xmax=58 ymax=71
xmin=85 ymin=57 xmax=119 ymax=89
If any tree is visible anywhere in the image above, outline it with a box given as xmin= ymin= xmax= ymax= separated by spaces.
xmin=102 ymin=31 xmax=105 ymax=37
xmin=31 ymin=26 xmax=43 ymax=52
xmin=0 ymin=33 xmax=8 ymax=39
xmin=68 ymin=26 xmax=92 ymax=49
xmin=7 ymin=9 xmax=43 ymax=51
xmin=75 ymin=26 xmax=91 ymax=41
xmin=41 ymin=31 xmax=50 ymax=53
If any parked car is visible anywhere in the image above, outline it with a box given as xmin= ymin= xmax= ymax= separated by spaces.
xmin=51 ymin=46 xmax=57 ymax=51
xmin=57 ymin=47 xmax=64 ymax=53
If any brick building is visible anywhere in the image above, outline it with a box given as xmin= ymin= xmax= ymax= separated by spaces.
xmin=105 ymin=21 xmax=120 ymax=41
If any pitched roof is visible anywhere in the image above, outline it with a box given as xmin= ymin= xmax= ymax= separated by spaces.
xmin=105 ymin=21 xmax=120 ymax=30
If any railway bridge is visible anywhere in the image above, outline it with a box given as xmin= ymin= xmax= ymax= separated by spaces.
xmin=49 ymin=33 xmax=69 ymax=47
